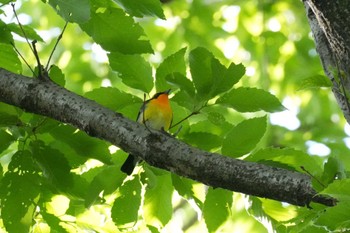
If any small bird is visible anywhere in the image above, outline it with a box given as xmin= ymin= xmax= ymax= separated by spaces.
xmin=121 ymin=89 xmax=173 ymax=175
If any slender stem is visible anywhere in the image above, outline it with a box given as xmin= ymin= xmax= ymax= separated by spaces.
xmin=10 ymin=42 xmax=35 ymax=75
xmin=11 ymin=3 xmax=34 ymax=54
xmin=46 ymin=21 xmax=68 ymax=70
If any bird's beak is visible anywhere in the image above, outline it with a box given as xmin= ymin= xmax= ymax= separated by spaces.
xmin=165 ymin=89 xmax=171 ymax=94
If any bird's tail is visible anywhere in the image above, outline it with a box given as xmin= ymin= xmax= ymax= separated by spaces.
xmin=121 ymin=154 xmax=137 ymax=175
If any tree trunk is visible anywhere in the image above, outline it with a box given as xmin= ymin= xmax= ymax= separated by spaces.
xmin=303 ymin=0 xmax=350 ymax=123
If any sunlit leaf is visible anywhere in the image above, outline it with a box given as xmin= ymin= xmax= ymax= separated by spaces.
xmin=109 ymin=52 xmax=153 ymax=93
xmin=156 ymin=47 xmax=187 ymax=91
xmin=216 ymin=87 xmax=285 ymax=113
xmin=49 ymin=0 xmax=91 ymax=23
xmin=144 ymin=173 xmax=173 ymax=228
xmin=112 ymin=176 xmax=142 ymax=228
xmin=114 ymin=0 xmax=165 ymax=19
xmin=203 ymin=188 xmax=232 ymax=232
xmin=80 ymin=7 xmax=153 ymax=54
xmin=0 ymin=43 xmax=21 ymax=74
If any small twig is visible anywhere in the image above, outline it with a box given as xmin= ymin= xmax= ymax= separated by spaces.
xmin=46 ymin=21 xmax=68 ymax=71
xmin=300 ymin=166 xmax=325 ymax=188
xmin=31 ymin=40 xmax=43 ymax=78
xmin=170 ymin=105 xmax=205 ymax=129
xmin=11 ymin=3 xmax=34 ymax=54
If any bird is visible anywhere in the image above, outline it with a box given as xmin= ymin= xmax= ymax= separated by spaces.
xmin=121 ymin=89 xmax=173 ymax=175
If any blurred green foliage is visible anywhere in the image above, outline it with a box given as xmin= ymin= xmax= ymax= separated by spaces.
xmin=0 ymin=0 xmax=349 ymax=232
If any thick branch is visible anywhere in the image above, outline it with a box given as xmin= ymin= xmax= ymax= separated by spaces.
xmin=0 ymin=68 xmax=335 ymax=207
xmin=303 ymin=0 xmax=350 ymax=123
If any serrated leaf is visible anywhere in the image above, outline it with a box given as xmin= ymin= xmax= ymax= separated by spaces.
xmin=114 ymin=0 xmax=165 ymax=19
xmin=203 ymin=188 xmax=232 ymax=232
xmin=211 ymin=58 xmax=245 ymax=96
xmin=80 ymin=7 xmax=153 ymax=54
xmin=156 ymin=47 xmax=187 ymax=91
xmin=108 ymin=52 xmax=153 ymax=93
xmin=49 ymin=0 xmax=91 ymax=24
xmin=7 ymin=23 xmax=44 ymax=42
xmin=165 ymin=72 xmax=195 ymax=96
xmin=298 ymin=75 xmax=332 ymax=91
xmin=49 ymin=65 xmax=65 ymax=87
xmin=216 ymin=87 xmax=285 ymax=113
xmin=143 ymin=174 xmax=173 ymax=228
xmin=0 ymin=43 xmax=21 ymax=74
xmin=189 ymin=47 xmax=214 ymax=100
xmin=112 ymin=177 xmax=142 ymax=228
xmin=222 ymin=116 xmax=267 ymax=157
xmin=85 ymin=87 xmax=140 ymax=111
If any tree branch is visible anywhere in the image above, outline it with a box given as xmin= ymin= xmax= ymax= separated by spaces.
xmin=0 ymin=68 xmax=335 ymax=207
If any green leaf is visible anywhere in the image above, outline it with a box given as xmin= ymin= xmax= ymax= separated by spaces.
xmin=41 ymin=212 xmax=68 ymax=233
xmin=85 ymin=87 xmax=140 ymax=111
xmin=85 ymin=165 xmax=124 ymax=207
xmin=49 ymin=124 xmax=112 ymax=164
xmin=247 ymin=147 xmax=322 ymax=174
xmin=7 ymin=23 xmax=44 ymax=42
xmin=222 ymin=116 xmax=267 ymax=157
xmin=143 ymin=173 xmax=173 ymax=228
xmin=0 ymin=43 xmax=21 ymax=74
xmin=49 ymin=0 xmax=91 ymax=23
xmin=321 ymin=157 xmax=346 ymax=187
xmin=211 ymin=59 xmax=245 ymax=96
xmin=0 ymin=151 xmax=41 ymax=233
xmin=321 ymin=179 xmax=350 ymax=202
xmin=80 ymin=7 xmax=153 ymax=54
xmin=111 ymin=177 xmax=142 ymax=228
xmin=297 ymin=75 xmax=332 ymax=91
xmin=171 ymin=174 xmax=203 ymax=208
xmin=156 ymin=47 xmax=187 ymax=91
xmin=189 ymin=47 xmax=214 ymax=100
xmin=216 ymin=87 xmax=285 ymax=113
xmin=30 ymin=141 xmax=73 ymax=191
xmin=108 ymin=52 xmax=153 ymax=93
xmin=49 ymin=65 xmax=65 ymax=87
xmin=0 ymin=112 xmax=21 ymax=127
xmin=0 ymin=130 xmax=15 ymax=154
xmin=203 ymin=188 xmax=232 ymax=232
xmin=315 ymin=201 xmax=350 ymax=231
xmin=114 ymin=0 xmax=165 ymax=19
xmin=0 ymin=20 xmax=14 ymax=44
xmin=165 ymin=72 xmax=195 ymax=96
xmin=182 ymin=132 xmax=222 ymax=151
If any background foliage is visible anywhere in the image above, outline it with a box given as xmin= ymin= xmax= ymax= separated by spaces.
xmin=0 ymin=0 xmax=349 ymax=232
